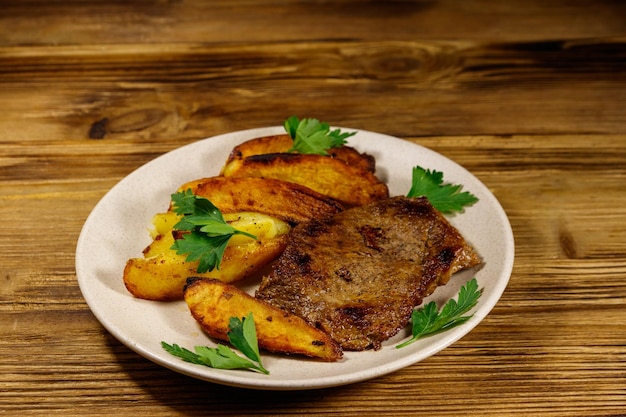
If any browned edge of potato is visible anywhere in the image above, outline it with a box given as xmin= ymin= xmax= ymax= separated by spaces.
xmin=221 ymin=153 xmax=389 ymax=207
xmin=177 ymin=176 xmax=344 ymax=224
xmin=184 ymin=277 xmax=343 ymax=362
xmin=123 ymin=235 xmax=288 ymax=301
xmin=224 ymin=133 xmax=376 ymax=173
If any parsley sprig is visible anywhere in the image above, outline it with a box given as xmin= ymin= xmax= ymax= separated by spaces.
xmin=162 ymin=312 xmax=269 ymax=374
xmin=170 ymin=189 xmax=256 ymax=273
xmin=407 ymin=166 xmax=479 ymax=213
xmin=283 ymin=115 xmax=356 ymax=155
xmin=396 ymin=278 xmax=483 ymax=349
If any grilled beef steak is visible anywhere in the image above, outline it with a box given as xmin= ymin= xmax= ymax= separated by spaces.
xmin=255 ymin=196 xmax=481 ymax=351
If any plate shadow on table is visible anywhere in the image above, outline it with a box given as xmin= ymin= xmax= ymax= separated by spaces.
xmin=103 ymin=333 xmax=379 ymax=415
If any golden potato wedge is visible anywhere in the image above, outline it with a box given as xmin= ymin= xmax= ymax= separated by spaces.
xmin=124 ymin=212 xmax=291 ymax=301
xmin=225 ymin=133 xmax=376 ymax=173
xmin=184 ymin=277 xmax=343 ymax=361
xmin=221 ymin=153 xmax=389 ymax=207
xmin=176 ymin=176 xmax=343 ymax=224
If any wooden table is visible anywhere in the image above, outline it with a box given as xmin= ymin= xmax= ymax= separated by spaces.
xmin=2 ymin=1 xmax=625 ymax=415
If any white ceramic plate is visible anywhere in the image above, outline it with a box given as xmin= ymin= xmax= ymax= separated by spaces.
xmin=76 ymin=126 xmax=514 ymax=390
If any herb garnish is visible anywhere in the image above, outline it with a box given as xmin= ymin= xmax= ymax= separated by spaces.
xmin=396 ymin=278 xmax=482 ymax=349
xmin=283 ymin=115 xmax=356 ymax=155
xmin=407 ymin=166 xmax=479 ymax=213
xmin=170 ymin=189 xmax=257 ymax=273
xmin=162 ymin=312 xmax=269 ymax=374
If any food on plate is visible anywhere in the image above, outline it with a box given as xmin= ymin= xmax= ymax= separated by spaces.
xmin=255 ymin=196 xmax=482 ymax=351
xmin=221 ymin=152 xmax=389 ymax=207
xmin=407 ymin=166 xmax=479 ymax=214
xmin=177 ymin=176 xmax=343 ymax=224
xmin=184 ymin=277 xmax=343 ymax=361
xmin=224 ymin=133 xmax=376 ymax=173
xmin=122 ymin=117 xmax=484 ymax=372
xmin=397 ymin=277 xmax=482 ymax=348
xmin=123 ymin=210 xmax=290 ymax=301
xmin=282 ymin=115 xmax=356 ymax=156
xmin=162 ymin=312 xmax=269 ymax=374
xmin=124 ymin=176 xmax=345 ymax=301
xmin=219 ymin=117 xmax=387 ymax=208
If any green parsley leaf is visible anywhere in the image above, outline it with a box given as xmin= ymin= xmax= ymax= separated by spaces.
xmin=396 ymin=278 xmax=482 ymax=349
xmin=283 ymin=115 xmax=356 ymax=155
xmin=172 ymin=231 xmax=232 ymax=274
xmin=171 ymin=188 xmax=228 ymax=229
xmin=407 ymin=166 xmax=479 ymax=213
xmin=169 ymin=189 xmax=257 ymax=273
xmin=227 ymin=313 xmax=268 ymax=374
xmin=161 ymin=342 xmax=203 ymax=364
xmin=170 ymin=188 xmax=202 ymax=217
xmin=162 ymin=313 xmax=269 ymax=374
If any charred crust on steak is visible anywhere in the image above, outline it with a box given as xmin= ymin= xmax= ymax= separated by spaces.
xmin=338 ymin=305 xmax=372 ymax=330
xmin=255 ymin=196 xmax=482 ymax=351
xmin=299 ymin=220 xmax=331 ymax=238
xmin=359 ymin=225 xmax=387 ymax=252
xmin=335 ymin=267 xmax=352 ymax=282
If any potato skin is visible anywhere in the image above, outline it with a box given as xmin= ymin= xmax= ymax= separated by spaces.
xmin=177 ymin=176 xmax=343 ymax=224
xmin=224 ymin=133 xmax=376 ymax=173
xmin=123 ymin=234 xmax=288 ymax=301
xmin=183 ymin=278 xmax=343 ymax=361
xmin=221 ymin=153 xmax=389 ymax=207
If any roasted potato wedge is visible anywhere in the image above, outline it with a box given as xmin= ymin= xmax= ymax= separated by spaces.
xmin=221 ymin=153 xmax=389 ymax=207
xmin=124 ymin=212 xmax=290 ymax=301
xmin=184 ymin=277 xmax=343 ymax=361
xmin=176 ymin=176 xmax=343 ymax=224
xmin=224 ymin=133 xmax=376 ymax=173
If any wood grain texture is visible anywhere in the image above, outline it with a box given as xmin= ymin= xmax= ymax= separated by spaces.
xmin=1 ymin=1 xmax=626 ymax=416
xmin=1 ymin=38 xmax=625 ymax=144
xmin=1 ymin=0 xmax=625 ymax=45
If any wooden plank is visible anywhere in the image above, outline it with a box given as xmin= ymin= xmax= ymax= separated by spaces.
xmin=1 ymin=39 xmax=625 ymax=145
xmin=1 ymin=0 xmax=625 ymax=45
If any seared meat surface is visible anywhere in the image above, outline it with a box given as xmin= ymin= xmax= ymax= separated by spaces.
xmin=255 ymin=196 xmax=481 ymax=351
